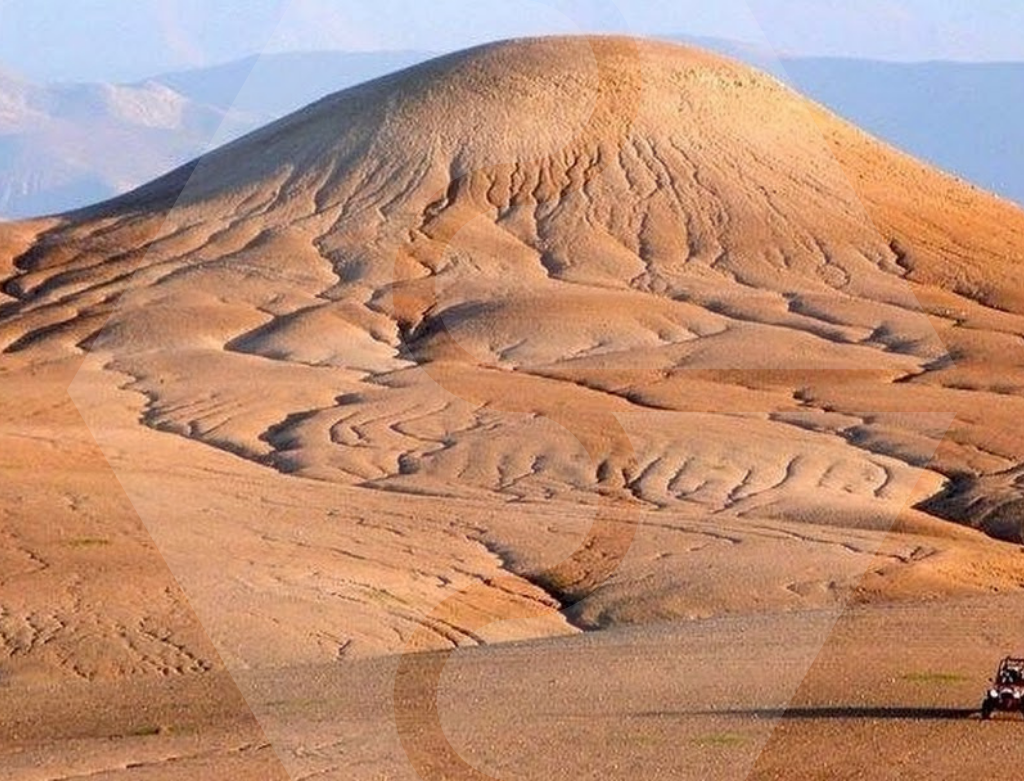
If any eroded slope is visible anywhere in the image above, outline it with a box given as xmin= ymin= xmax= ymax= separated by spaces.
xmin=3 ymin=37 xmax=1024 ymax=672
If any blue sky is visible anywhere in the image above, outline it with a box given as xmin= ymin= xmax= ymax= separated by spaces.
xmin=2 ymin=0 xmax=1023 ymax=83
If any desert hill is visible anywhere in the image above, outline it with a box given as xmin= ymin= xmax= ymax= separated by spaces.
xmin=7 ymin=34 xmax=1024 ymax=780
xmin=7 ymin=43 xmax=1024 ymax=222
xmin=3 ymin=34 xmax=1024 ymax=683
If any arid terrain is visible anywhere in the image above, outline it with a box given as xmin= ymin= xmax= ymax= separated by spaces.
xmin=2 ymin=36 xmax=1024 ymax=779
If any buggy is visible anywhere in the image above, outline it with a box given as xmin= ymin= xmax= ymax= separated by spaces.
xmin=981 ymin=657 xmax=1024 ymax=719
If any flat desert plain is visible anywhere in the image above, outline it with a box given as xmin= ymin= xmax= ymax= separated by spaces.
xmin=3 ymin=37 xmax=1024 ymax=779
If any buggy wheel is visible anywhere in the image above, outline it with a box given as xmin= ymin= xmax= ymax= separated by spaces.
xmin=981 ymin=701 xmax=994 ymax=720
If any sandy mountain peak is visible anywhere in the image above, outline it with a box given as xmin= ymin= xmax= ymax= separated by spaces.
xmin=3 ymin=36 xmax=1024 ymax=671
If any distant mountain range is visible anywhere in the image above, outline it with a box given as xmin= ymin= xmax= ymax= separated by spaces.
xmin=0 ymin=69 xmax=247 ymax=219
xmin=0 ymin=42 xmax=1021 ymax=219
xmin=0 ymin=51 xmax=431 ymax=219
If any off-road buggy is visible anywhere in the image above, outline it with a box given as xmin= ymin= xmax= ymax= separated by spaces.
xmin=981 ymin=657 xmax=1024 ymax=719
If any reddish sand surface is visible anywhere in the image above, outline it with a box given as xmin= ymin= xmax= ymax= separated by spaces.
xmin=2 ymin=37 xmax=1024 ymax=778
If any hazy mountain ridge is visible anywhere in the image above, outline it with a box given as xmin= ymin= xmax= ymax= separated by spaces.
xmin=0 ymin=52 xmax=431 ymax=219
xmin=0 ymin=68 xmax=252 ymax=219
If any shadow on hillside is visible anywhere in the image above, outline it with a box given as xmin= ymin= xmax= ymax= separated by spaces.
xmin=642 ymin=706 xmax=978 ymax=721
